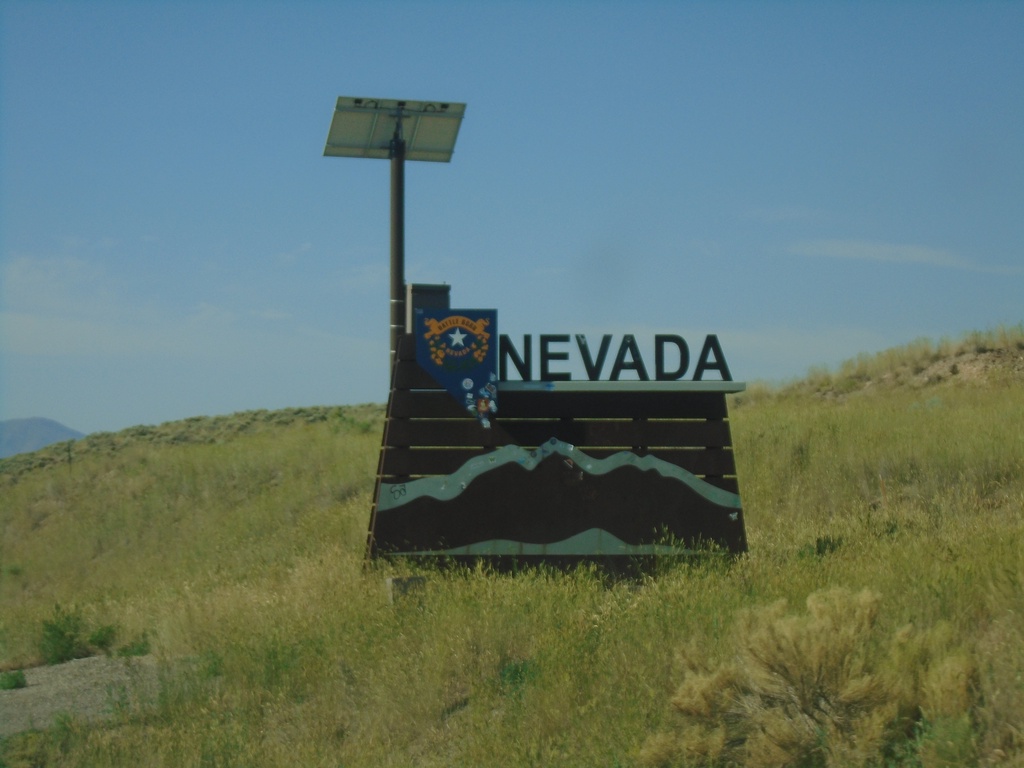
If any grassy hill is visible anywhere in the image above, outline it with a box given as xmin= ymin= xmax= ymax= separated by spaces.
xmin=1 ymin=328 xmax=1022 ymax=767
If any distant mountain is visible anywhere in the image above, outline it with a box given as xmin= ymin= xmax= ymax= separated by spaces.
xmin=0 ymin=418 xmax=85 ymax=459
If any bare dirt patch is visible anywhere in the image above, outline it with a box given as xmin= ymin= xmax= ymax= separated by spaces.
xmin=0 ymin=655 xmax=159 ymax=738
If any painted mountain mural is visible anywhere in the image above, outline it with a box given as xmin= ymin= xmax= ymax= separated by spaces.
xmin=373 ymin=439 xmax=746 ymax=557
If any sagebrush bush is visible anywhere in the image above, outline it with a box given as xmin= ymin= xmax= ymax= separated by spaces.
xmin=639 ymin=588 xmax=988 ymax=768
xmin=38 ymin=605 xmax=91 ymax=665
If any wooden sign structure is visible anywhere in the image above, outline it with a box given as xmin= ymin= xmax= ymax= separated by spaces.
xmin=366 ymin=335 xmax=747 ymax=569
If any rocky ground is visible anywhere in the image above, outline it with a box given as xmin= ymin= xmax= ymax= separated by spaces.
xmin=0 ymin=655 xmax=159 ymax=738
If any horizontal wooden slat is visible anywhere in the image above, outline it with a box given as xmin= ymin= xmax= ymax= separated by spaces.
xmin=396 ymin=334 xmax=421 ymax=360
xmin=501 ymin=390 xmax=729 ymax=419
xmin=379 ymin=447 xmax=494 ymax=476
xmin=392 ymin=362 xmax=441 ymax=390
xmin=379 ymin=446 xmax=737 ymax=478
xmin=386 ymin=388 xmax=730 ymax=420
xmin=388 ymin=390 xmax=477 ymax=418
xmin=379 ymin=471 xmax=740 ymax=496
xmin=709 ymin=477 xmax=739 ymax=494
xmin=396 ymin=356 xmax=744 ymax=395
xmin=384 ymin=418 xmax=734 ymax=449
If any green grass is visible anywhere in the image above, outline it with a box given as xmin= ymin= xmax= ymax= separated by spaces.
xmin=0 ymin=669 xmax=26 ymax=690
xmin=1 ymin=334 xmax=1022 ymax=766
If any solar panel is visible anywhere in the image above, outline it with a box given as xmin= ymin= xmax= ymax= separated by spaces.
xmin=324 ymin=97 xmax=466 ymax=162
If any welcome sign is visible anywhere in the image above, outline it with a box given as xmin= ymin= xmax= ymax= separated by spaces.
xmin=370 ymin=304 xmax=747 ymax=568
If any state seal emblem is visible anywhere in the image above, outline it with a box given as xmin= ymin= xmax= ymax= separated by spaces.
xmin=422 ymin=315 xmax=491 ymax=370
xmin=415 ymin=309 xmax=498 ymax=427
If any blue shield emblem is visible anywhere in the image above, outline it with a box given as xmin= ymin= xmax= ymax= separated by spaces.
xmin=414 ymin=308 xmax=498 ymax=427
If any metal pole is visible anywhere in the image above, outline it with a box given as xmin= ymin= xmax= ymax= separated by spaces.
xmin=389 ymin=124 xmax=406 ymax=374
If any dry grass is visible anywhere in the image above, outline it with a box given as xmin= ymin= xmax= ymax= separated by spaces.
xmin=639 ymin=588 xmax=997 ymax=767
xmin=1 ymin=331 xmax=1022 ymax=766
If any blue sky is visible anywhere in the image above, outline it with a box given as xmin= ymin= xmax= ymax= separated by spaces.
xmin=2 ymin=1 xmax=1021 ymax=435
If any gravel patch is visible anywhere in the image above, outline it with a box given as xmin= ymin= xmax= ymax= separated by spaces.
xmin=0 ymin=655 xmax=159 ymax=738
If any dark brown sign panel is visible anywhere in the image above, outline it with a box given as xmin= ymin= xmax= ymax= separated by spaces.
xmin=367 ymin=336 xmax=747 ymax=568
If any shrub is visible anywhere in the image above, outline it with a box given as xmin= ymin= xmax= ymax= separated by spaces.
xmin=38 ymin=605 xmax=90 ymax=665
xmin=0 ymin=669 xmax=27 ymax=690
xmin=87 ymin=624 xmax=118 ymax=654
xmin=640 ymin=589 xmax=922 ymax=768
xmin=117 ymin=631 xmax=151 ymax=658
